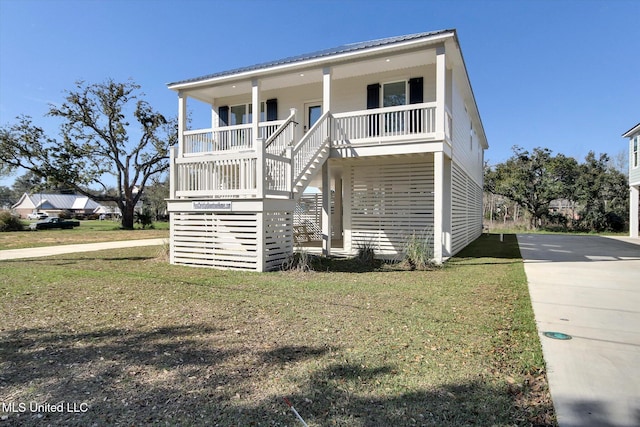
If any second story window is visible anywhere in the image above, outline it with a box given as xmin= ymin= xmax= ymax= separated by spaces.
xmin=366 ymin=79 xmax=423 ymax=136
xmin=383 ymin=81 xmax=406 ymax=107
xmin=219 ymin=102 xmax=266 ymax=126
xmin=230 ymin=105 xmax=249 ymax=126
xmin=633 ymin=136 xmax=639 ymax=168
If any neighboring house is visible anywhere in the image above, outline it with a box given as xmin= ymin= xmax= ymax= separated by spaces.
xmin=166 ymin=29 xmax=488 ymax=271
xmin=622 ymin=123 xmax=640 ymax=238
xmin=94 ymin=203 xmax=123 ymax=219
xmin=12 ymin=193 xmax=102 ymax=219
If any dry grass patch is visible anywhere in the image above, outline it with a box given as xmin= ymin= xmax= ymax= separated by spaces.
xmin=0 ymin=234 xmax=555 ymax=426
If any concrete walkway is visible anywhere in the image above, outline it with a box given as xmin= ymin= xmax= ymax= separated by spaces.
xmin=0 ymin=238 xmax=166 ymax=260
xmin=517 ymin=234 xmax=640 ymax=427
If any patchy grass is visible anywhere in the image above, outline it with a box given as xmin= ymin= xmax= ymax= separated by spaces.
xmin=0 ymin=221 xmax=169 ymax=250
xmin=0 ymin=234 xmax=555 ymax=426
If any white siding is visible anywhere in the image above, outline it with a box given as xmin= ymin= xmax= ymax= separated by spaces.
xmin=211 ymin=65 xmax=439 ymax=123
xmin=349 ymin=156 xmax=434 ymax=255
xmin=451 ymin=162 xmax=483 ymax=255
xmin=264 ymin=211 xmax=294 ymax=270
xmin=450 ymin=72 xmax=483 ymax=187
xmin=630 ymin=134 xmax=640 ymax=185
xmin=331 ymin=65 xmax=437 ymax=114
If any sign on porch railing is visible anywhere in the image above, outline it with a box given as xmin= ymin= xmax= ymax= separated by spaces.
xmin=192 ymin=201 xmax=232 ymax=211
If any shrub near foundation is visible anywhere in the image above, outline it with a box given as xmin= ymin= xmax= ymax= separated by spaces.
xmin=0 ymin=210 xmax=24 ymax=232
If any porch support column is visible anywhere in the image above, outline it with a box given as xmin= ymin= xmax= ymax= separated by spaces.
xmin=433 ymin=151 xmax=451 ymax=263
xmin=211 ymin=100 xmax=218 ymax=130
xmin=252 ymin=79 xmax=264 ymax=198
xmin=435 ymin=45 xmax=446 ymax=141
xmin=169 ymin=146 xmax=177 ymax=200
xmin=332 ymin=175 xmax=343 ymax=247
xmin=323 ymin=67 xmax=332 ymax=113
xmin=631 ymin=185 xmax=639 ymax=238
xmin=322 ymin=160 xmax=332 ymax=256
xmin=343 ymin=165 xmax=352 ymax=254
xmin=178 ymin=91 xmax=187 ymax=157
xmin=256 ymin=211 xmax=266 ymax=272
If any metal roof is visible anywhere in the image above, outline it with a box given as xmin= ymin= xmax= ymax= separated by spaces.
xmin=622 ymin=123 xmax=640 ymax=138
xmin=25 ymin=193 xmax=101 ymax=210
xmin=168 ymin=29 xmax=454 ymax=87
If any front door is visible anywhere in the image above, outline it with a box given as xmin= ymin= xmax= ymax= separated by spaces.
xmin=304 ymin=103 xmax=322 ymax=133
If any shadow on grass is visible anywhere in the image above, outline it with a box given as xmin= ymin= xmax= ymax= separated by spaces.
xmin=0 ymin=323 xmax=556 ymax=426
xmin=448 ymin=233 xmax=524 ymax=267
xmin=310 ymin=255 xmax=385 ymax=273
xmin=289 ymin=234 xmax=523 ymax=273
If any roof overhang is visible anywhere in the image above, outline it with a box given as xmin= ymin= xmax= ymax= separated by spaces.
xmin=622 ymin=123 xmax=640 ymax=138
xmin=167 ymin=30 xmax=456 ymax=92
xmin=167 ymin=29 xmax=488 ymax=150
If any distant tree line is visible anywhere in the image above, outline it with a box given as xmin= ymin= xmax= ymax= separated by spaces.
xmin=0 ymin=79 xmax=177 ymax=229
xmin=484 ymin=146 xmax=628 ymax=232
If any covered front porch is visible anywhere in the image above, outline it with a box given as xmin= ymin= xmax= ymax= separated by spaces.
xmin=166 ymin=33 xmax=463 ymax=271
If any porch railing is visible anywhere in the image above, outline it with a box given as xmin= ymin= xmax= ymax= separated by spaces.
xmin=174 ymin=153 xmax=258 ymax=198
xmin=265 ymin=111 xmax=297 ymax=156
xmin=333 ymin=102 xmax=436 ymax=144
xmin=174 ymin=104 xmax=448 ymax=199
xmin=291 ymin=110 xmax=332 ymax=187
xmin=183 ymin=121 xmax=285 ymax=155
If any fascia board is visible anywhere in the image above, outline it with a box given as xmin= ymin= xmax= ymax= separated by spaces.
xmin=622 ymin=123 xmax=640 ymax=138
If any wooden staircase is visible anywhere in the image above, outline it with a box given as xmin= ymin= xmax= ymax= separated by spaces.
xmin=289 ymin=110 xmax=332 ymax=200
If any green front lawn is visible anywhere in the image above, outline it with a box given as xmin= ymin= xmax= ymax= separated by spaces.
xmin=0 ymin=220 xmax=169 ymax=250
xmin=0 ymin=234 xmax=554 ymax=426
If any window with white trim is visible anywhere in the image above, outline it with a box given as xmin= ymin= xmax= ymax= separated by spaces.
xmin=229 ymin=102 xmax=265 ymax=125
xmin=382 ymin=81 xmax=407 ymax=107
xmin=633 ymin=136 xmax=638 ymax=168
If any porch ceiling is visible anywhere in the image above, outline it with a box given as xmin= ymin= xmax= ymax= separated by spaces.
xmin=182 ymin=48 xmax=438 ymax=105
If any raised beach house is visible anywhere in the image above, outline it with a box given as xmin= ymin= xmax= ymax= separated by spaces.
xmin=622 ymin=123 xmax=640 ymax=238
xmin=166 ymin=29 xmax=488 ymax=271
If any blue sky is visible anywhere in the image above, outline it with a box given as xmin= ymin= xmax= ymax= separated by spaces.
xmin=1 ymin=0 xmax=639 ymax=187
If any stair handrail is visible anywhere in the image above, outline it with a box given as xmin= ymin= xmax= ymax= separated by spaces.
xmin=290 ymin=110 xmax=332 ymax=188
xmin=264 ymin=110 xmax=298 ymax=156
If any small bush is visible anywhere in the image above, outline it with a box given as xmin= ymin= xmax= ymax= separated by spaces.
xmin=136 ymin=209 xmax=155 ymax=229
xmin=356 ymin=241 xmax=376 ymax=266
xmin=0 ymin=211 xmax=24 ymax=232
xmin=605 ymin=211 xmax=626 ymax=232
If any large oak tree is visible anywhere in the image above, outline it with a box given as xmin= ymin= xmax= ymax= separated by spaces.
xmin=484 ymin=146 xmax=578 ymax=229
xmin=0 ymin=79 xmax=177 ymax=229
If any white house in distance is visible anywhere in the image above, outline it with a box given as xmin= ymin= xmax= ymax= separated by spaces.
xmin=12 ymin=193 xmax=102 ymax=219
xmin=622 ymin=123 xmax=640 ymax=238
xmin=166 ymin=29 xmax=488 ymax=271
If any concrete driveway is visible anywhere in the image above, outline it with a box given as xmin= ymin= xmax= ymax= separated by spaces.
xmin=0 ymin=238 xmax=166 ymax=260
xmin=517 ymin=234 xmax=640 ymax=427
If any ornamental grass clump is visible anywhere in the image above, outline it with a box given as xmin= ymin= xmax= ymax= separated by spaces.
xmin=404 ymin=227 xmax=435 ymax=270
xmin=356 ymin=240 xmax=376 ymax=266
xmin=281 ymin=248 xmax=314 ymax=272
